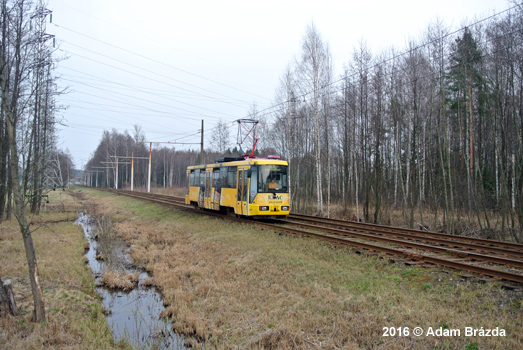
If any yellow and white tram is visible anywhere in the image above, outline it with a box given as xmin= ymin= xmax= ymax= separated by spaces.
xmin=185 ymin=156 xmax=290 ymax=217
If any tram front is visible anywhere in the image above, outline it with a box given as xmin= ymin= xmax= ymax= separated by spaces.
xmin=247 ymin=162 xmax=290 ymax=217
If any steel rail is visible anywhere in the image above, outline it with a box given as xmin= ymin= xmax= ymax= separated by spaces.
xmin=284 ymin=216 xmax=523 ymax=261
xmin=289 ymin=213 xmax=523 ymax=252
xmin=282 ymin=220 xmax=523 ymax=268
xmin=161 ymin=193 xmax=523 ymax=255
xmin=249 ymin=221 xmax=523 ymax=284
xmin=156 ymin=192 xmax=523 ymax=260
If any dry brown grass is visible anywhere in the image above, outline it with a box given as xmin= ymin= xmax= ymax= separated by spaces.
xmin=100 ymin=270 xmax=139 ymax=290
xmin=0 ymin=189 xmax=119 ymax=349
xmin=325 ymin=202 xmax=520 ymax=241
xmin=79 ymin=188 xmax=523 ymax=349
xmin=140 ymin=277 xmax=154 ymax=288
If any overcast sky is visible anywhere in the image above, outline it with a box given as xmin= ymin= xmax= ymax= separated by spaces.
xmin=46 ymin=0 xmax=510 ymax=168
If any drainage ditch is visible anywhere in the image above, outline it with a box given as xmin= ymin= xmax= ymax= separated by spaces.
xmin=76 ymin=213 xmax=186 ymax=349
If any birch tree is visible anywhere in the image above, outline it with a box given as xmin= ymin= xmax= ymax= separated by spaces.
xmin=0 ymin=0 xmax=46 ymax=322
xmin=210 ymin=119 xmax=230 ymax=154
xmin=297 ymin=22 xmax=330 ymax=216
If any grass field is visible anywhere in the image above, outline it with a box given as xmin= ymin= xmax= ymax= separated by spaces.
xmin=0 ymin=189 xmax=118 ymax=349
xmin=1 ymin=187 xmax=522 ymax=349
xmin=82 ymin=188 xmax=523 ymax=349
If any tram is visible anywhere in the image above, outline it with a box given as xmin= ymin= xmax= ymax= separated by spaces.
xmin=185 ymin=155 xmax=290 ymax=218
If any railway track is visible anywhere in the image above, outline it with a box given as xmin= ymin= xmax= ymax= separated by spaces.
xmin=289 ymin=213 xmax=523 ymax=252
xmin=284 ymin=215 xmax=523 ymax=266
xmin=93 ymin=188 xmax=523 ymax=285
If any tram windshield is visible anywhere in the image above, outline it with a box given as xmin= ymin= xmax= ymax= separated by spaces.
xmin=257 ymin=165 xmax=288 ymax=193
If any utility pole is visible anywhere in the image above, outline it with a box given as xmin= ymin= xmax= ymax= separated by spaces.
xmin=147 ymin=142 xmax=152 ymax=193
xmin=85 ymin=170 xmax=104 ymax=187
xmin=109 ymin=154 xmax=148 ymax=191
xmin=140 ymin=138 xmax=202 ymax=192
xmin=115 ymin=157 xmax=118 ymax=190
xmin=101 ymin=161 xmax=130 ymax=189
xmin=200 ymin=119 xmax=204 ymax=164
xmin=93 ymin=166 xmax=114 ymax=187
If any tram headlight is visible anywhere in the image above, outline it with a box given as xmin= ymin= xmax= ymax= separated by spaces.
xmin=281 ymin=206 xmax=289 ymax=211
xmin=259 ymin=206 xmax=269 ymax=211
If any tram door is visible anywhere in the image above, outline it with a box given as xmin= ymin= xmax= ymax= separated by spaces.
xmin=205 ymin=169 xmax=212 ymax=209
xmin=236 ymin=169 xmax=249 ymax=215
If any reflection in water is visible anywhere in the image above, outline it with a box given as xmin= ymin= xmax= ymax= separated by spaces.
xmin=76 ymin=213 xmax=186 ymax=349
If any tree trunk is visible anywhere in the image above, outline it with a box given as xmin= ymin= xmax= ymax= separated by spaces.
xmin=3 ymin=110 xmax=46 ymax=322
xmin=4 ymin=110 xmax=46 ymax=322
xmin=0 ymin=278 xmax=17 ymax=316
xmin=0 ymin=107 xmax=6 ymax=223
xmin=1 ymin=48 xmax=47 ymax=321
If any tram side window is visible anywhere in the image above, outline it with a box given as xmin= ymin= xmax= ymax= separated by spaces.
xmin=192 ymin=169 xmax=203 ymax=187
xmin=186 ymin=172 xmax=191 ymax=191
xmin=189 ymin=170 xmax=195 ymax=186
xmin=190 ymin=169 xmax=199 ymax=186
xmin=199 ymin=170 xmax=205 ymax=187
xmin=249 ymin=166 xmax=257 ymax=203
xmin=212 ymin=168 xmax=221 ymax=187
xmin=226 ymin=167 xmax=237 ymax=188
xmin=220 ymin=167 xmax=227 ymax=187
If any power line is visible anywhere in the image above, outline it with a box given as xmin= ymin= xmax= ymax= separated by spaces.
xmin=240 ymin=3 xmax=521 ymax=122
xmin=52 ymin=23 xmax=272 ymax=101
xmin=59 ymin=75 xmax=236 ymax=120
xmin=59 ymin=40 xmax=256 ymax=108
xmin=56 ymin=1 xmax=520 ymax=158
xmin=61 ymin=67 xmax=251 ymax=103
xmin=57 ymin=46 xmax=251 ymax=114
xmin=50 ymin=0 xmax=275 ymax=87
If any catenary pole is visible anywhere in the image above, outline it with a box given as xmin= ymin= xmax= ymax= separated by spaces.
xmin=115 ymin=157 xmax=118 ymax=190
xmin=148 ymin=142 xmax=152 ymax=193
xmin=139 ymin=136 xmax=202 ymax=191
xmin=201 ymin=119 xmax=204 ymax=164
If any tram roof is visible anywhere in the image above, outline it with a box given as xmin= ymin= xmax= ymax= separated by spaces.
xmin=187 ymin=158 xmax=288 ymax=170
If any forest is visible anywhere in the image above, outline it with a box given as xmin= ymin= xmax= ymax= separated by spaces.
xmin=85 ymin=5 xmax=523 ymax=242
xmin=1 ymin=0 xmax=75 ymax=321
xmin=1 ymin=0 xmax=73 ymax=225
xmin=2 ymin=1 xmax=523 ymax=244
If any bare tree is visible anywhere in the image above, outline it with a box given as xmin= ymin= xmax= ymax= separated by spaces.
xmin=83 ymin=7 xmax=523 ymax=242
xmin=0 ymin=94 xmax=7 ymax=223
xmin=1 ymin=0 xmax=46 ymax=322
xmin=210 ymin=119 xmax=230 ymax=154
xmin=297 ymin=22 xmax=330 ymax=216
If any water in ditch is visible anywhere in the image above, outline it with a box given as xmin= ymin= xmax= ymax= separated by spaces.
xmin=76 ymin=213 xmax=187 ymax=349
